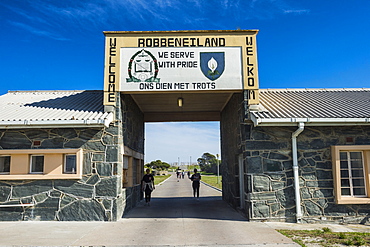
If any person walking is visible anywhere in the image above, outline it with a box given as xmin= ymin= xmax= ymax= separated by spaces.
xmin=141 ymin=168 xmax=155 ymax=206
xmin=190 ymin=168 xmax=201 ymax=200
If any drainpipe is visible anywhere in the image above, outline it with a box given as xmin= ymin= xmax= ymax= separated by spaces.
xmin=292 ymin=122 xmax=304 ymax=223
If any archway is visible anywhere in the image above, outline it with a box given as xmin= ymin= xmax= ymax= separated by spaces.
xmin=103 ymin=30 xmax=260 ymax=220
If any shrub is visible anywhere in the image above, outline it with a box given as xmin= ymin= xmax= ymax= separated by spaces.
xmin=322 ymin=227 xmax=332 ymax=233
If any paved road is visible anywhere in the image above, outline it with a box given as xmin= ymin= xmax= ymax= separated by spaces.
xmin=0 ymin=174 xmax=299 ymax=246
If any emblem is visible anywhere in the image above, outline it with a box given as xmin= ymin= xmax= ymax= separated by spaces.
xmin=200 ymin=52 xmax=225 ymax=81
xmin=127 ymin=49 xmax=160 ymax=82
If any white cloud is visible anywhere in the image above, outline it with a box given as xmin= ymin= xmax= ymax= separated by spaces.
xmin=284 ymin=9 xmax=310 ymax=15
xmin=8 ymin=21 xmax=70 ymax=41
xmin=145 ymin=122 xmax=220 ymax=164
xmin=3 ymin=0 xmax=311 ymax=40
xmin=245 ymin=0 xmax=310 ymax=20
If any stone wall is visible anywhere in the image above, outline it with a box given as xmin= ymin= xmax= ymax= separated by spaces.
xmin=243 ymin=124 xmax=370 ymax=223
xmin=0 ymin=93 xmax=145 ymax=221
xmin=220 ymin=93 xmax=244 ymax=211
xmin=0 ymin=126 xmax=125 ymax=221
xmin=121 ymin=94 xmax=144 ymax=154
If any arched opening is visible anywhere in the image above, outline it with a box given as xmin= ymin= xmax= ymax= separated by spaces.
xmin=120 ymin=91 xmax=248 ymax=218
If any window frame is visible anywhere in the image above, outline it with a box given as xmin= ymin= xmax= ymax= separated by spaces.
xmin=64 ymin=154 xmax=77 ymax=174
xmin=0 ymin=155 xmax=11 ymax=174
xmin=332 ymin=145 xmax=370 ymax=204
xmin=29 ymin=154 xmax=45 ymax=174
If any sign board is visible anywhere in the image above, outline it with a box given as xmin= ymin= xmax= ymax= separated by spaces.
xmin=120 ymin=47 xmax=242 ymax=91
xmin=104 ymin=30 xmax=259 ymax=105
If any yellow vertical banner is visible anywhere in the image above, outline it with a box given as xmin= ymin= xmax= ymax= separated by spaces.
xmin=243 ymin=34 xmax=259 ymax=105
xmin=104 ymin=37 xmax=118 ymax=105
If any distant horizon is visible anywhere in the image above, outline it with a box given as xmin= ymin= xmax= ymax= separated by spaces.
xmin=144 ymin=121 xmax=221 ymax=164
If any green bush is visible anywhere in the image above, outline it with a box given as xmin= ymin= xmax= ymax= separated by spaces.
xmin=322 ymin=227 xmax=332 ymax=233
xmin=353 ymin=236 xmax=366 ymax=246
xmin=343 ymin=239 xmax=354 ymax=246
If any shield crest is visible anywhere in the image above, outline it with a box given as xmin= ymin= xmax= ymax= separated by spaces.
xmin=200 ymin=52 xmax=225 ymax=81
xmin=127 ymin=49 xmax=160 ymax=83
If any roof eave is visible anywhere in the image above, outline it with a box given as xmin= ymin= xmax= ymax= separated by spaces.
xmin=0 ymin=114 xmax=114 ymax=129
xmin=250 ymin=115 xmax=370 ymax=127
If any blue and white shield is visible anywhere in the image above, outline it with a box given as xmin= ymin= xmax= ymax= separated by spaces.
xmin=200 ymin=52 xmax=225 ymax=81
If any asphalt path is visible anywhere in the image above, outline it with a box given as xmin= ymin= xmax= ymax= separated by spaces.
xmin=0 ymin=174 xmax=298 ymax=246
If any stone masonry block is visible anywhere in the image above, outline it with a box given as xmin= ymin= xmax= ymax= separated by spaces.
xmin=64 ymin=139 xmax=85 ymax=148
xmin=23 ymin=129 xmax=49 ymax=140
xmin=276 ymin=187 xmax=295 ymax=208
xmin=246 ymin=156 xmax=262 ymax=173
xmin=253 ymin=202 xmax=270 ymax=218
xmin=42 ymin=138 xmax=64 ymax=148
xmin=269 ymin=152 xmax=290 ymax=160
xmin=246 ymin=140 xmax=288 ymax=150
xmin=263 ymin=159 xmax=282 ymax=172
xmin=58 ymin=199 xmax=107 ymax=221
xmin=0 ymin=131 xmax=32 ymax=149
xmin=253 ymin=175 xmax=270 ymax=192
xmin=96 ymin=163 xmax=113 ymax=177
xmin=78 ymin=129 xmax=101 ymax=141
xmin=95 ymin=177 xmax=120 ymax=198
xmin=0 ymin=185 xmax=11 ymax=202
xmin=51 ymin=129 xmax=78 ymax=139
xmin=12 ymin=181 xmax=53 ymax=198
xmin=106 ymin=145 xmax=119 ymax=162
xmin=54 ymin=181 xmax=94 ymax=198
xmin=304 ymin=200 xmax=323 ymax=216
xmin=83 ymin=140 xmax=105 ymax=151
xmin=250 ymin=191 xmax=276 ymax=201
xmin=24 ymin=197 xmax=59 ymax=221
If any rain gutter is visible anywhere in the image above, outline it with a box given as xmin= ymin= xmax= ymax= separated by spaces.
xmin=250 ymin=116 xmax=370 ymax=127
xmin=292 ymin=122 xmax=304 ymax=223
xmin=0 ymin=114 xmax=114 ymax=129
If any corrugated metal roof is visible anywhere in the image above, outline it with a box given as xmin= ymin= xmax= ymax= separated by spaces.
xmin=250 ymin=88 xmax=370 ymax=126
xmin=0 ymin=90 xmax=114 ymax=128
xmin=2 ymin=88 xmax=369 ymax=128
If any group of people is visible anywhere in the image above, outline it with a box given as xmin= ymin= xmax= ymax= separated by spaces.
xmin=176 ymin=170 xmax=185 ymax=179
xmin=141 ymin=168 xmax=202 ymax=206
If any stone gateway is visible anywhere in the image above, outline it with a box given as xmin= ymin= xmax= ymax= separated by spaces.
xmin=0 ymin=30 xmax=369 ymax=224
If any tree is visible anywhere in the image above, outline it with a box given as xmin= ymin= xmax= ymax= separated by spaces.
xmin=145 ymin=160 xmax=170 ymax=170
xmin=197 ymin=153 xmax=220 ymax=174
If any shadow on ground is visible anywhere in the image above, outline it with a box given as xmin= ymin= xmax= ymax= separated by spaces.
xmin=123 ymin=195 xmax=247 ymax=222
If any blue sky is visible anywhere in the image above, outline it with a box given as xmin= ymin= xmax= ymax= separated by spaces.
xmin=1 ymin=0 xmax=369 ymax=164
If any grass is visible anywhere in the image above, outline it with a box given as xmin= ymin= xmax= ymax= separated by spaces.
xmin=154 ymin=174 xmax=171 ymax=185
xmin=200 ymin=175 xmax=222 ymax=190
xmin=278 ymin=228 xmax=370 ymax=246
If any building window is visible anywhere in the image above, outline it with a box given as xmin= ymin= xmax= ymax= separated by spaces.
xmin=0 ymin=156 xmax=10 ymax=174
xmin=339 ymin=151 xmax=366 ymax=197
xmin=30 ymin=155 xmax=44 ymax=173
xmin=64 ymin=154 xmax=76 ymax=174
xmin=332 ymin=145 xmax=370 ymax=204
xmin=0 ymin=149 xmax=82 ymax=180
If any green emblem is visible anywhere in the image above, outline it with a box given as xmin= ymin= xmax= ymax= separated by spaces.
xmin=127 ymin=49 xmax=160 ymax=82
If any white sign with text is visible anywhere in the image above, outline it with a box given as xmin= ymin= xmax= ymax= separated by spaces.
xmin=120 ymin=47 xmax=242 ymax=91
